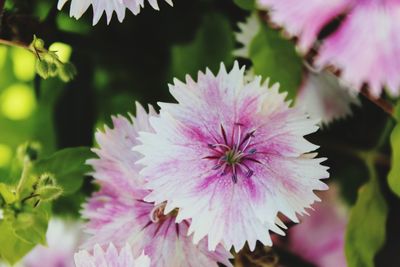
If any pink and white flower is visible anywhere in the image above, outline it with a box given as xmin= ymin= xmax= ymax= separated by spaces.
xmin=134 ymin=62 xmax=329 ymax=252
xmin=257 ymin=0 xmax=400 ymax=97
xmin=74 ymin=243 xmax=150 ymax=267
xmin=234 ymin=14 xmax=359 ymax=126
xmin=24 ymin=219 xmax=83 ymax=267
xmin=82 ymin=103 xmax=232 ymax=267
xmin=57 ymin=0 xmax=173 ymax=25
xmin=296 ymin=71 xmax=360 ymax=125
xmin=287 ymin=184 xmax=347 ymax=267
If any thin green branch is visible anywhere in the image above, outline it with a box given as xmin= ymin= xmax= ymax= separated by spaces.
xmin=0 ymin=38 xmax=31 ymax=50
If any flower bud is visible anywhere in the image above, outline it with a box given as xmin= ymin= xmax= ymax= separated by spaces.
xmin=36 ymin=60 xmax=50 ymax=79
xmin=59 ymin=62 xmax=77 ymax=82
xmin=37 ymin=185 xmax=63 ymax=202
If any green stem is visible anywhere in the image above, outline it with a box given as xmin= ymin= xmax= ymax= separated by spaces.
xmin=15 ymin=158 xmax=31 ymax=196
xmin=0 ymin=38 xmax=31 ymax=50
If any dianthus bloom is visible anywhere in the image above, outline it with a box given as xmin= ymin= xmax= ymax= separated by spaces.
xmin=234 ymin=14 xmax=358 ymax=125
xmin=296 ymin=71 xmax=360 ymax=125
xmin=288 ymin=184 xmax=347 ymax=267
xmin=74 ymin=243 xmax=150 ymax=267
xmin=24 ymin=219 xmax=82 ymax=267
xmin=134 ymin=62 xmax=329 ymax=252
xmin=257 ymin=0 xmax=400 ymax=97
xmin=57 ymin=0 xmax=173 ymax=25
xmin=82 ymin=103 xmax=232 ymax=267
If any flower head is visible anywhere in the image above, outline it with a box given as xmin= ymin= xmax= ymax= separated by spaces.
xmin=82 ymin=103 xmax=232 ymax=267
xmin=24 ymin=219 xmax=82 ymax=267
xmin=296 ymin=71 xmax=360 ymax=125
xmin=58 ymin=0 xmax=173 ymax=25
xmin=74 ymin=243 xmax=150 ymax=267
xmin=134 ymin=62 xmax=329 ymax=252
xmin=257 ymin=0 xmax=400 ymax=97
xmin=288 ymin=184 xmax=347 ymax=267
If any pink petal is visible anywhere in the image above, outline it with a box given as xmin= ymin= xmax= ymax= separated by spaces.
xmin=257 ymin=0 xmax=350 ymax=52
xmin=316 ymin=1 xmax=400 ymax=97
xmin=296 ymin=71 xmax=360 ymax=125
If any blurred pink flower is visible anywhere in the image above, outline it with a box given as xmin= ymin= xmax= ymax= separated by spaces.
xmin=57 ymin=0 xmax=173 ymax=25
xmin=233 ymin=14 xmax=359 ymax=126
xmin=134 ymin=62 xmax=329 ymax=252
xmin=74 ymin=243 xmax=150 ymax=267
xmin=258 ymin=0 xmax=400 ymax=97
xmin=23 ymin=219 xmax=82 ymax=267
xmin=82 ymin=103 xmax=232 ymax=267
xmin=296 ymin=71 xmax=360 ymax=125
xmin=288 ymin=185 xmax=348 ymax=267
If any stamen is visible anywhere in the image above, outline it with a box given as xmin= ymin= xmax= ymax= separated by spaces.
xmin=203 ymin=155 xmax=220 ymax=160
xmin=243 ymin=130 xmax=256 ymax=151
xmin=220 ymin=165 xmax=228 ymax=176
xmin=236 ymin=124 xmax=242 ymax=149
xmin=205 ymin=124 xmax=259 ymax=184
xmin=220 ymin=124 xmax=228 ymax=145
xmin=245 ymin=158 xmax=263 ymax=165
xmin=248 ymin=148 xmax=257 ymax=154
xmin=212 ymin=163 xmax=223 ymax=170
xmin=238 ymin=162 xmax=254 ymax=178
xmin=246 ymin=170 xmax=254 ymax=178
xmin=232 ymin=165 xmax=237 ymax=183
xmin=212 ymin=143 xmax=231 ymax=150
xmin=231 ymin=174 xmax=237 ymax=183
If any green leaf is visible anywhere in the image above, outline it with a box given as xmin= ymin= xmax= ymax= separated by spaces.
xmin=233 ymin=0 xmax=255 ymax=10
xmin=0 ymin=220 xmax=34 ymax=265
xmin=345 ymin=166 xmax=387 ymax=267
xmin=31 ymin=147 xmax=93 ymax=195
xmin=0 ymin=183 xmax=17 ymax=204
xmin=12 ymin=204 xmax=50 ymax=245
xmin=388 ymin=104 xmax=400 ymax=197
xmin=249 ymin=24 xmax=303 ymax=101
xmin=171 ymin=13 xmax=234 ymax=79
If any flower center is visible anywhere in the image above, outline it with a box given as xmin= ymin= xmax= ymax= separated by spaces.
xmin=204 ymin=123 xmax=261 ymax=184
xmin=224 ymin=149 xmax=240 ymax=165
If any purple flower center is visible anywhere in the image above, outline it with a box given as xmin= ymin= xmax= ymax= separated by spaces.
xmin=204 ymin=123 xmax=261 ymax=184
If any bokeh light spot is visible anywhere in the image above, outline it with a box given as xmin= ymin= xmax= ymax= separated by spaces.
xmin=0 ymin=144 xmax=12 ymax=167
xmin=1 ymin=84 xmax=36 ymax=120
xmin=11 ymin=48 xmax=36 ymax=81
xmin=49 ymin=42 xmax=72 ymax=62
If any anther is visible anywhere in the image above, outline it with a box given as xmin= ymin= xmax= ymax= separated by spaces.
xmin=248 ymin=148 xmax=257 ymax=154
xmin=212 ymin=164 xmax=223 ymax=170
xmin=246 ymin=170 xmax=254 ymax=178
xmin=231 ymin=173 xmax=238 ymax=183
